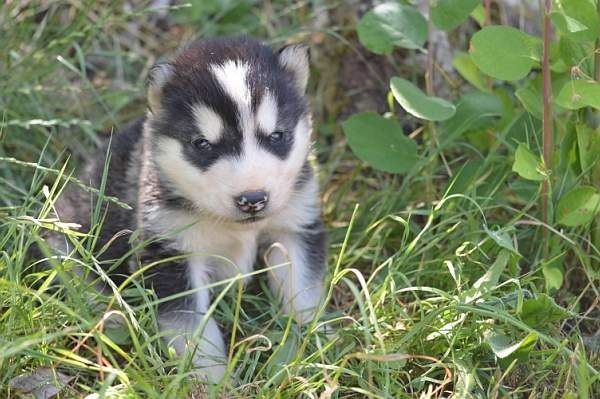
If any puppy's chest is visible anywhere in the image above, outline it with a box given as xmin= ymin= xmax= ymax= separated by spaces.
xmin=147 ymin=209 xmax=263 ymax=280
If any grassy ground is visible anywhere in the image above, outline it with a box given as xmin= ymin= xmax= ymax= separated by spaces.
xmin=1 ymin=1 xmax=599 ymax=398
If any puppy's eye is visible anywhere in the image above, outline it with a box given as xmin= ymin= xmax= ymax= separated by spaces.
xmin=192 ymin=138 xmax=212 ymax=151
xmin=269 ymin=131 xmax=284 ymax=144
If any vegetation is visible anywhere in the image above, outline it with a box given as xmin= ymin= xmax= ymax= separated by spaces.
xmin=1 ymin=0 xmax=599 ymax=397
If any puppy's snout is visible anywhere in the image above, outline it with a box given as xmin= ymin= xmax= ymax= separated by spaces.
xmin=235 ymin=190 xmax=268 ymax=213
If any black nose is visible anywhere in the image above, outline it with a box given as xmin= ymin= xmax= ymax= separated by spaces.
xmin=235 ymin=190 xmax=269 ymax=213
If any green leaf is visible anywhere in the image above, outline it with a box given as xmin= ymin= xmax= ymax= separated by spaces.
xmin=440 ymin=91 xmax=503 ymax=145
xmin=390 ymin=77 xmax=456 ymax=121
xmin=512 ymin=144 xmax=545 ymax=181
xmin=104 ymin=324 xmax=132 ymax=346
xmin=549 ymin=42 xmax=569 ymax=73
xmin=267 ymin=332 xmax=299 ymax=377
xmin=576 ymin=124 xmax=600 ymax=172
xmin=556 ymin=185 xmax=600 ymax=227
xmin=563 ymin=15 xmax=589 ymax=33
xmin=472 ymin=250 xmax=509 ymax=292
xmin=542 ymin=262 xmax=564 ymax=293
xmin=504 ymin=112 xmax=541 ymax=152
xmin=445 ymin=159 xmax=483 ymax=196
xmin=342 ymin=112 xmax=418 ymax=173
xmin=556 ymin=80 xmax=600 ymax=110
xmin=470 ymin=26 xmax=541 ymax=81
xmin=452 ymin=51 xmax=487 ymax=91
xmin=357 ymin=3 xmax=427 ymax=54
xmin=431 ymin=0 xmax=479 ymax=31
xmin=559 ymin=36 xmax=592 ymax=67
xmin=453 ymin=361 xmax=477 ymax=397
xmin=552 ymin=0 xmax=600 ymax=43
xmin=521 ymin=294 xmax=569 ymax=328
xmin=485 ymin=331 xmax=538 ymax=363
xmin=464 ymin=250 xmax=510 ymax=303
xmin=575 ymin=345 xmax=592 ymax=399
xmin=484 ymin=226 xmax=520 ymax=256
xmin=470 ymin=3 xmax=485 ymax=26
xmin=515 ymin=86 xmax=542 ymax=119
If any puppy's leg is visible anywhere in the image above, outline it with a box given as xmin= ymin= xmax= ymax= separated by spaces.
xmin=266 ymin=220 xmax=327 ymax=325
xmin=158 ymin=299 xmax=226 ymax=381
xmin=148 ymin=252 xmax=226 ymax=381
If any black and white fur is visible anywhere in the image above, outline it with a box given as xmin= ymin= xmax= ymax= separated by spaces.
xmin=52 ymin=37 xmax=326 ymax=381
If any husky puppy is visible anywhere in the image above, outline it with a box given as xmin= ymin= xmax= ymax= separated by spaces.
xmin=53 ymin=37 xmax=326 ymax=381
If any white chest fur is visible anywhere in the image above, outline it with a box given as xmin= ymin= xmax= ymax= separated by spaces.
xmin=146 ymin=207 xmax=263 ymax=282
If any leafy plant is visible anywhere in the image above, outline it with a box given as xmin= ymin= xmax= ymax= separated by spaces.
xmin=343 ymin=0 xmax=600 ymax=394
xmin=348 ymin=0 xmax=600 ymax=257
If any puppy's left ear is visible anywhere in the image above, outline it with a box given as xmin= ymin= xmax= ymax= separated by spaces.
xmin=147 ymin=62 xmax=174 ymax=114
xmin=278 ymin=44 xmax=310 ymax=93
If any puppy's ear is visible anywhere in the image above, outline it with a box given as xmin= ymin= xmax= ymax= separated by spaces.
xmin=278 ymin=44 xmax=310 ymax=93
xmin=147 ymin=63 xmax=174 ymax=113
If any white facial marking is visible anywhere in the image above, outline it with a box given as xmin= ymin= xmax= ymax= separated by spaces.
xmin=210 ymin=60 xmax=253 ymax=135
xmin=191 ymin=104 xmax=223 ymax=142
xmin=210 ymin=60 xmax=251 ymax=109
xmin=154 ymin=136 xmax=210 ymax=204
xmin=256 ymin=91 xmax=278 ymax=134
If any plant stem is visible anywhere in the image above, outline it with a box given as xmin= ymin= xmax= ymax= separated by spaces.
xmin=484 ymin=0 xmax=494 ymax=90
xmin=591 ymin=0 xmax=600 ymax=260
xmin=424 ymin=8 xmax=437 ymax=201
xmin=425 ymin=23 xmax=434 ymax=97
xmin=484 ymin=0 xmax=492 ymax=25
xmin=541 ymin=0 xmax=553 ymax=255
xmin=596 ymin=0 xmax=600 ymax=84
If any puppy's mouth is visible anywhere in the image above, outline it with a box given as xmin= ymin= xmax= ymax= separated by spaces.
xmin=236 ymin=215 xmax=266 ymax=224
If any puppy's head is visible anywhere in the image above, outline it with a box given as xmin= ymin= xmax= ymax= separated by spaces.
xmin=147 ymin=37 xmax=311 ymax=224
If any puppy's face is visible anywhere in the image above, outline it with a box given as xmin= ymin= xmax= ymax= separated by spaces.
xmin=148 ymin=38 xmax=311 ymax=224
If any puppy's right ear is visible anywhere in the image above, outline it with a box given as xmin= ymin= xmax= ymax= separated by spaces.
xmin=278 ymin=44 xmax=310 ymax=94
xmin=147 ymin=63 xmax=174 ymax=114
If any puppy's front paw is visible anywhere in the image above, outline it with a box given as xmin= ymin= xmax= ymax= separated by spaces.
xmin=189 ymin=358 xmax=227 ymax=383
xmin=187 ymin=330 xmax=228 ymax=383
xmin=160 ymin=314 xmax=228 ymax=383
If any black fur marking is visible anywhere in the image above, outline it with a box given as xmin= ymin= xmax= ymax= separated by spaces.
xmin=256 ymin=128 xmax=294 ymax=159
xmin=182 ymin=129 xmax=243 ymax=171
xmin=297 ymin=218 xmax=327 ymax=278
xmin=63 ymin=119 xmax=145 ymax=283
xmin=155 ymin=173 xmax=198 ymax=212
xmin=138 ymin=240 xmax=195 ymax=312
xmin=294 ymin=160 xmax=314 ymax=190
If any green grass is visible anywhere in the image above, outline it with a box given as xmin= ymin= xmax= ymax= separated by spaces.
xmin=1 ymin=1 xmax=599 ymax=398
